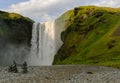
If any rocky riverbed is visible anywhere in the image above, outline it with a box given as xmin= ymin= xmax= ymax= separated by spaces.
xmin=0 ymin=65 xmax=120 ymax=83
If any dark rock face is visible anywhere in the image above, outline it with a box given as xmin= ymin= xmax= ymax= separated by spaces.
xmin=74 ymin=7 xmax=83 ymax=15
xmin=0 ymin=13 xmax=33 ymax=46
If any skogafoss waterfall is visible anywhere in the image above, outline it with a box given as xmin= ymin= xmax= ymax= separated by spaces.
xmin=28 ymin=21 xmax=63 ymax=66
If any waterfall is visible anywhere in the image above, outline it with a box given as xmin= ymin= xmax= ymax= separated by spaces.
xmin=28 ymin=20 xmax=62 ymax=66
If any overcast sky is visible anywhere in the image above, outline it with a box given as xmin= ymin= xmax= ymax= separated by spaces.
xmin=0 ymin=0 xmax=120 ymax=22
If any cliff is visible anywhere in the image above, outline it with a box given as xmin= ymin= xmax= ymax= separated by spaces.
xmin=0 ymin=10 xmax=33 ymax=46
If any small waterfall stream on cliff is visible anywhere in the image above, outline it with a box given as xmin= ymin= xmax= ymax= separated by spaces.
xmin=28 ymin=21 xmax=62 ymax=66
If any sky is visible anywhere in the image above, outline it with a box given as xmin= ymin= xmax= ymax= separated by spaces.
xmin=0 ymin=0 xmax=120 ymax=22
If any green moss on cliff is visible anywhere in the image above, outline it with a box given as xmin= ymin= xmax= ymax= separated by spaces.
xmin=0 ymin=10 xmax=34 ymax=46
xmin=54 ymin=6 xmax=120 ymax=68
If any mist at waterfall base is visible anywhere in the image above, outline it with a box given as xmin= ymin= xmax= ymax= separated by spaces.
xmin=28 ymin=20 xmax=63 ymax=66
xmin=0 ymin=43 xmax=29 ymax=66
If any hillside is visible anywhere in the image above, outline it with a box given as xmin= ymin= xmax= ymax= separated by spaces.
xmin=54 ymin=6 xmax=120 ymax=68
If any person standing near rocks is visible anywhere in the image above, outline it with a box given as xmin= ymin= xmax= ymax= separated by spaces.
xmin=8 ymin=60 xmax=18 ymax=73
xmin=21 ymin=61 xmax=28 ymax=73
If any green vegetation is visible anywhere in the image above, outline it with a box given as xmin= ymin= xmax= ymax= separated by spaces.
xmin=54 ymin=6 xmax=120 ymax=68
xmin=0 ymin=10 xmax=33 ymax=46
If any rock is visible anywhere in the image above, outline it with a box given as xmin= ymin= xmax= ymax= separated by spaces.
xmin=86 ymin=71 xmax=93 ymax=74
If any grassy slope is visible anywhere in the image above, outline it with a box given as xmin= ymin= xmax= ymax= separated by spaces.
xmin=54 ymin=6 xmax=120 ymax=68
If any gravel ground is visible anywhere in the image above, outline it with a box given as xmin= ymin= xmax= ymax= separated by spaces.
xmin=0 ymin=65 xmax=120 ymax=83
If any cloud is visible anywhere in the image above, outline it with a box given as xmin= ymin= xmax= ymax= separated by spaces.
xmin=94 ymin=0 xmax=120 ymax=7
xmin=6 ymin=0 xmax=120 ymax=22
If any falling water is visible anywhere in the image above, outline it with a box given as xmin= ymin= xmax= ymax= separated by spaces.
xmin=28 ymin=20 xmax=62 ymax=66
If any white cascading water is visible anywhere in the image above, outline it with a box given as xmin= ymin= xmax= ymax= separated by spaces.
xmin=28 ymin=20 xmax=62 ymax=66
